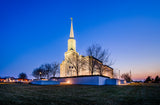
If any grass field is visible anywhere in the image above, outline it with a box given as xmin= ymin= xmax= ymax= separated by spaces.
xmin=0 ymin=83 xmax=160 ymax=105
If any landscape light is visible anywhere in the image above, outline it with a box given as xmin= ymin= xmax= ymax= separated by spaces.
xmin=67 ymin=80 xmax=70 ymax=83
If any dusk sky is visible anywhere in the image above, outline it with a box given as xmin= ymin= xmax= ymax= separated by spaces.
xmin=0 ymin=0 xmax=160 ymax=80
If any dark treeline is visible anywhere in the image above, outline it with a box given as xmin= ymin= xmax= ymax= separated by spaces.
xmin=144 ymin=75 xmax=160 ymax=83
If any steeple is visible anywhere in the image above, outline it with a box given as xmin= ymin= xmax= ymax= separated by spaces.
xmin=70 ymin=17 xmax=74 ymax=38
xmin=67 ymin=17 xmax=76 ymax=51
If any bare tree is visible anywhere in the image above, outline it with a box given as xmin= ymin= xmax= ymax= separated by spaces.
xmin=32 ymin=67 xmax=45 ymax=79
xmin=121 ymin=73 xmax=132 ymax=82
xmin=51 ymin=62 xmax=59 ymax=77
xmin=42 ymin=62 xmax=59 ymax=79
xmin=66 ymin=52 xmax=86 ymax=76
xmin=18 ymin=72 xmax=27 ymax=80
xmin=144 ymin=76 xmax=153 ymax=83
xmin=89 ymin=56 xmax=97 ymax=75
xmin=86 ymin=44 xmax=113 ymax=75
xmin=43 ymin=64 xmax=52 ymax=79
xmin=154 ymin=75 xmax=160 ymax=83
xmin=32 ymin=62 xmax=59 ymax=79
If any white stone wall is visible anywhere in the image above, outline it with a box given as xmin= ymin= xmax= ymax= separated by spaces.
xmin=57 ymin=76 xmax=122 ymax=85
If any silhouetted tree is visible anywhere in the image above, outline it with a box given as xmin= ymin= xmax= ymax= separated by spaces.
xmin=121 ymin=73 xmax=132 ymax=82
xmin=43 ymin=63 xmax=60 ymax=79
xmin=43 ymin=64 xmax=52 ymax=79
xmin=86 ymin=44 xmax=113 ymax=75
xmin=32 ymin=67 xmax=45 ymax=79
xmin=18 ymin=72 xmax=27 ymax=80
xmin=32 ymin=62 xmax=59 ymax=79
xmin=51 ymin=62 xmax=59 ymax=77
xmin=144 ymin=76 xmax=152 ymax=83
xmin=154 ymin=75 xmax=160 ymax=83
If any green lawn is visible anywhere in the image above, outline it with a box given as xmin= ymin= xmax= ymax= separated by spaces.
xmin=0 ymin=83 xmax=160 ymax=105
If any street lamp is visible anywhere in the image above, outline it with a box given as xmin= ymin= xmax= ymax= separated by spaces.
xmin=39 ymin=72 xmax=42 ymax=80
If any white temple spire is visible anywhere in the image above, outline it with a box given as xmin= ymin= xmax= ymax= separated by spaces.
xmin=68 ymin=17 xmax=76 ymax=51
xmin=70 ymin=17 xmax=74 ymax=38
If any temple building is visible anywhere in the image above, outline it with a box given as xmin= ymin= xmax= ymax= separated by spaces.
xmin=60 ymin=18 xmax=113 ymax=78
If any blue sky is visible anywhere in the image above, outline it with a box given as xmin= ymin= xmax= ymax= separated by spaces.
xmin=0 ymin=0 xmax=160 ymax=80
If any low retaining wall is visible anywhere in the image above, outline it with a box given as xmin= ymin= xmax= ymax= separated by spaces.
xmin=31 ymin=80 xmax=60 ymax=85
xmin=105 ymin=79 xmax=120 ymax=85
xmin=57 ymin=76 xmax=124 ymax=85
xmin=31 ymin=76 xmax=126 ymax=85
xmin=58 ymin=76 xmax=99 ymax=85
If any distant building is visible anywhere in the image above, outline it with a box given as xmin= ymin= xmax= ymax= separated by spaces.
xmin=0 ymin=77 xmax=31 ymax=83
xmin=60 ymin=18 xmax=113 ymax=78
xmin=0 ymin=78 xmax=5 ymax=82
